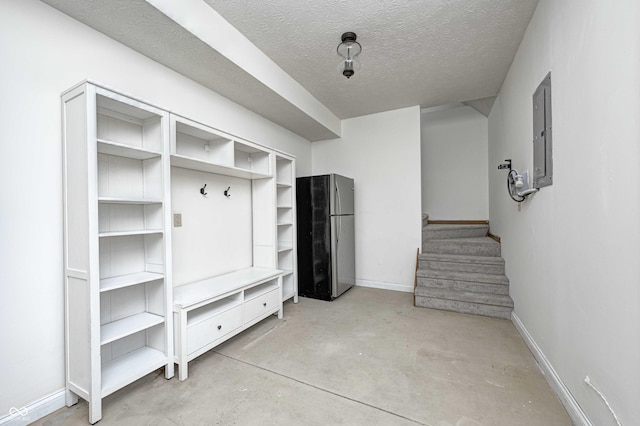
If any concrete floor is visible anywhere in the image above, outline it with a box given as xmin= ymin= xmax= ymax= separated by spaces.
xmin=36 ymin=287 xmax=572 ymax=425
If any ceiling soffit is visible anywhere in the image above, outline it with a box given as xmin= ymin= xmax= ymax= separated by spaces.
xmin=41 ymin=0 xmax=339 ymax=141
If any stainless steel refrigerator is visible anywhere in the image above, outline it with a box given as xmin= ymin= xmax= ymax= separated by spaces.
xmin=296 ymin=174 xmax=355 ymax=301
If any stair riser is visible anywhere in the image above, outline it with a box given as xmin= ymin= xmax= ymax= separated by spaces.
xmin=417 ymin=270 xmax=509 ymax=285
xmin=423 ymin=241 xmax=501 ymax=257
xmin=419 ymin=259 xmax=505 ymax=275
xmin=417 ymin=277 xmax=509 ymax=295
xmin=415 ymin=296 xmax=512 ymax=320
xmin=423 ymin=227 xmax=489 ymax=240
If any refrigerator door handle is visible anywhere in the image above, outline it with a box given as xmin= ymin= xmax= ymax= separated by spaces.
xmin=336 ymin=215 xmax=340 ymax=250
xmin=335 ymin=180 xmax=342 ymax=216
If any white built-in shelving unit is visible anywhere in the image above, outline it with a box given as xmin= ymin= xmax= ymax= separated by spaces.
xmin=63 ymin=83 xmax=298 ymax=423
xmin=275 ymin=153 xmax=298 ymax=302
xmin=62 ymin=83 xmax=174 ymax=424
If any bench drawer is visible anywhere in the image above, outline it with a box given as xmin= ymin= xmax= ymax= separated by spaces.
xmin=187 ymin=305 xmax=242 ymax=355
xmin=244 ymin=288 xmax=280 ymax=324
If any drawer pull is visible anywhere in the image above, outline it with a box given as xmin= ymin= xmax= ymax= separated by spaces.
xmin=217 ymin=325 xmax=222 ymax=330
xmin=263 ymin=302 xmax=267 ymax=307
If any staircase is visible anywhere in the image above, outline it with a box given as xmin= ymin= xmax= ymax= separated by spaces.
xmin=415 ymin=222 xmax=514 ymax=319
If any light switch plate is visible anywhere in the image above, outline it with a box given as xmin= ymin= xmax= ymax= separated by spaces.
xmin=173 ymin=213 xmax=182 ymax=227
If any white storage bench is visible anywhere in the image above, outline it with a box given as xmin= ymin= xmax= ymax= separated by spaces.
xmin=173 ymin=267 xmax=283 ymax=380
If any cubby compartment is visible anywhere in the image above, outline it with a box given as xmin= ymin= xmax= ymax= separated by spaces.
xmin=244 ymin=278 xmax=279 ymax=301
xmin=98 ymin=153 xmax=163 ymax=201
xmin=100 ymin=324 xmax=166 ymax=397
xmin=277 ymin=185 xmax=293 ymax=207
xmin=174 ymin=121 xmax=234 ymax=167
xmin=99 ymin=232 xmax=164 ymax=279
xmin=282 ymin=274 xmax=295 ymax=300
xmin=187 ymin=293 xmax=242 ymax=326
xmin=277 ymin=250 xmax=293 ymax=275
xmin=234 ymin=142 xmax=270 ymax=175
xmin=276 ymin=157 xmax=293 ymax=187
xmin=277 ymin=221 xmax=293 ymax=246
xmin=97 ymin=94 xmax=163 ymax=153
xmin=100 ymin=281 xmax=165 ymax=325
xmin=277 ymin=207 xmax=293 ymax=225
xmin=170 ymin=115 xmax=272 ymax=179
xmin=99 ymin=202 xmax=163 ymax=234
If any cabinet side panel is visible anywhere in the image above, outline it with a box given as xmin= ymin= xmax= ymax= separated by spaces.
xmin=252 ymin=177 xmax=276 ymax=268
xmin=67 ymin=277 xmax=92 ymax=394
xmin=65 ymin=93 xmax=89 ymax=271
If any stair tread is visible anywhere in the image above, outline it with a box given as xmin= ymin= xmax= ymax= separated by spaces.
xmin=423 ymin=224 xmax=489 ymax=230
xmin=415 ymin=286 xmax=514 ymax=307
xmin=426 ymin=237 xmax=498 ymax=245
xmin=419 ymin=253 xmax=505 ymax=265
xmin=417 ymin=269 xmax=509 ymax=284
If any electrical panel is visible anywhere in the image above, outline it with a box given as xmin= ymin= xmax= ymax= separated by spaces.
xmin=533 ymin=72 xmax=552 ymax=188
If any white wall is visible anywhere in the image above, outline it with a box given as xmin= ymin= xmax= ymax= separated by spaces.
xmin=421 ymin=106 xmax=488 ymax=220
xmin=488 ymin=0 xmax=640 ymax=424
xmin=171 ymin=170 xmax=253 ymax=286
xmin=0 ymin=0 xmax=311 ymax=420
xmin=312 ymin=107 xmax=422 ymax=293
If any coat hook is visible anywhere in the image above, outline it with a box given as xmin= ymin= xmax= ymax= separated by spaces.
xmin=224 ymin=186 xmax=231 ymax=198
xmin=200 ymin=184 xmax=207 ymax=196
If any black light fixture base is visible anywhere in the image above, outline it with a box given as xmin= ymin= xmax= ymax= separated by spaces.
xmin=341 ymin=32 xmax=357 ymax=43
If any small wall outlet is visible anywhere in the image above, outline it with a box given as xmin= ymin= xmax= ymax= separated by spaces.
xmin=204 ymin=144 xmax=210 ymax=152
xmin=173 ymin=213 xmax=182 ymax=227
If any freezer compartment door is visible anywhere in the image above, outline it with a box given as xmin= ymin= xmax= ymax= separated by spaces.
xmin=296 ymin=176 xmax=332 ymax=301
xmin=331 ymin=214 xmax=355 ymax=298
xmin=330 ymin=174 xmax=355 ymax=216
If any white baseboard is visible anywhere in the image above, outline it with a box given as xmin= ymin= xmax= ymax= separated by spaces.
xmin=356 ymin=279 xmax=413 ymax=293
xmin=511 ymin=312 xmax=591 ymax=426
xmin=0 ymin=389 xmax=66 ymax=425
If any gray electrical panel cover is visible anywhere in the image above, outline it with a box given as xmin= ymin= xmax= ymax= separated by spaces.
xmin=533 ymin=72 xmax=552 ymax=188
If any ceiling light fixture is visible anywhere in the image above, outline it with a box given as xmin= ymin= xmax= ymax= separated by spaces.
xmin=337 ymin=32 xmax=362 ymax=79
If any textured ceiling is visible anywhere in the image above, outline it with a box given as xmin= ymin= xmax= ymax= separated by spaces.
xmin=204 ymin=0 xmax=538 ymax=118
xmin=41 ymin=0 xmax=539 ymax=140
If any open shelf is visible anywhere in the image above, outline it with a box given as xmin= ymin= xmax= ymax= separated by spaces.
xmin=171 ymin=154 xmax=272 ymax=180
xmin=99 ymin=202 xmax=163 ymax=234
xmin=101 ymin=312 xmax=164 ymax=345
xmin=171 ymin=115 xmax=272 ymax=179
xmin=101 ymin=346 xmax=166 ymax=397
xmin=173 ymin=119 xmax=234 ymax=166
xmin=100 ymin=271 xmax=164 ymax=292
xmin=187 ymin=294 xmax=243 ymax=326
xmin=234 ymin=142 xmax=270 ymax=175
xmin=98 ymin=229 xmax=163 ymax=238
xmin=277 ymin=242 xmax=293 ymax=252
xmin=98 ymin=153 xmax=163 ymax=201
xmin=96 ymin=94 xmax=163 ymax=153
xmin=98 ymin=197 xmax=163 ymax=205
xmin=276 ymin=157 xmax=293 ymax=187
xmin=97 ymin=139 xmax=161 ymax=160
